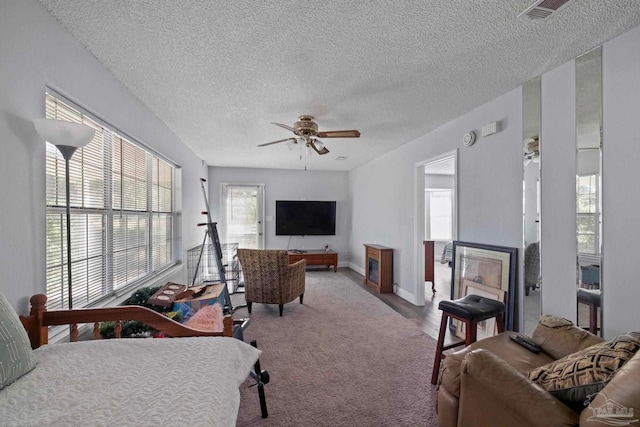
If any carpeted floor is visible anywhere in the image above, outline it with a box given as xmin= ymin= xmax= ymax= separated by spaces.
xmin=231 ymin=270 xmax=440 ymax=426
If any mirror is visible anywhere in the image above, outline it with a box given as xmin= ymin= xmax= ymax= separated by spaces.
xmin=575 ymin=46 xmax=603 ymax=336
xmin=523 ymin=77 xmax=541 ymax=336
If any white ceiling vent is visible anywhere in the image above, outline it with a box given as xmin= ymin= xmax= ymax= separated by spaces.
xmin=518 ymin=0 xmax=575 ymax=22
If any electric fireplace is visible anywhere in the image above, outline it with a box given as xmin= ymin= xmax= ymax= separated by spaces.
xmin=364 ymin=244 xmax=393 ymax=293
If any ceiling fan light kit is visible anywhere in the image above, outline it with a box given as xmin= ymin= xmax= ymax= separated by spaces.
xmin=259 ymin=115 xmax=360 ymax=156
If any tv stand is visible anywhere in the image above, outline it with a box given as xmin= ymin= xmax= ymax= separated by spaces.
xmin=288 ymin=250 xmax=338 ymax=272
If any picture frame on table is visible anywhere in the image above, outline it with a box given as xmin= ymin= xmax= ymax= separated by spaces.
xmin=455 ymin=280 xmax=506 ymax=340
xmin=451 ymin=241 xmax=518 ymax=331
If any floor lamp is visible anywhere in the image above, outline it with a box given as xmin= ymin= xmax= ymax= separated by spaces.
xmin=34 ymin=118 xmax=95 ymax=309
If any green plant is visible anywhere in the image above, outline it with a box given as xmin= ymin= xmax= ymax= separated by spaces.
xmin=124 ymin=286 xmax=166 ymax=312
xmin=100 ymin=285 xmax=180 ymax=338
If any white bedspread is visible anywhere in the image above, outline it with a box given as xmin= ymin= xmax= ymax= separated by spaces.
xmin=0 ymin=337 xmax=260 ymax=427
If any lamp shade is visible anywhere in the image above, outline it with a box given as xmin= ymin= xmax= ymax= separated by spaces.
xmin=33 ymin=118 xmax=95 ymax=148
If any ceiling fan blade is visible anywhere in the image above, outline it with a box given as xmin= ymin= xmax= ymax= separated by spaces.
xmin=271 ymin=122 xmax=296 ymax=133
xmin=308 ymin=141 xmax=330 ymax=155
xmin=258 ymin=137 xmax=296 ymax=147
xmin=316 ymin=130 xmax=360 ymax=138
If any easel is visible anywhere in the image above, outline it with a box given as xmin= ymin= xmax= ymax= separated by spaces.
xmin=191 ymin=178 xmax=267 ymax=416
xmin=192 ymin=178 xmax=245 ymax=313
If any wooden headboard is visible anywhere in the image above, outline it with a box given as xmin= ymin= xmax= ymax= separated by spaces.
xmin=19 ymin=293 xmax=234 ymax=349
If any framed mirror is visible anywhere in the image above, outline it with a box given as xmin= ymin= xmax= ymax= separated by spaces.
xmin=575 ymin=46 xmax=603 ymax=336
xmin=523 ymin=76 xmax=541 ymax=336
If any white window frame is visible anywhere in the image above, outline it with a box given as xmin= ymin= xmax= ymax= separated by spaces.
xmin=45 ymin=92 xmax=179 ymax=310
xmin=576 ymin=173 xmax=600 ymax=256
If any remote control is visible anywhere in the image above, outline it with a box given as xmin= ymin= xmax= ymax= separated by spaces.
xmin=509 ymin=334 xmax=541 ymax=353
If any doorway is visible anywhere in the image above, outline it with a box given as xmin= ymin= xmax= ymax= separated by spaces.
xmin=415 ymin=151 xmax=457 ymax=311
xmin=219 ymin=183 xmax=265 ymax=249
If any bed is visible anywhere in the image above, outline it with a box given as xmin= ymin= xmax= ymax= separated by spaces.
xmin=0 ymin=293 xmax=262 ymax=427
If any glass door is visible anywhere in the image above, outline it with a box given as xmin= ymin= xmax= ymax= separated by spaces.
xmin=220 ymin=184 xmax=265 ymax=249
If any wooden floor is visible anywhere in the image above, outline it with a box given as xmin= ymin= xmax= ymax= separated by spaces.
xmin=340 ymin=263 xmax=454 ymax=341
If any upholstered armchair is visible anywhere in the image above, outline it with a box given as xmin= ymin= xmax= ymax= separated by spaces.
xmin=237 ymin=249 xmax=306 ymax=316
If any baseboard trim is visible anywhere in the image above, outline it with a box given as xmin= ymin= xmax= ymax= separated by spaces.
xmin=347 ymin=263 xmax=420 ymax=306
xmin=349 ymin=262 xmax=365 ymax=276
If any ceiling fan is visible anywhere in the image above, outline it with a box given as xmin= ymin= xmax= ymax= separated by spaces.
xmin=258 ymin=115 xmax=360 ymax=155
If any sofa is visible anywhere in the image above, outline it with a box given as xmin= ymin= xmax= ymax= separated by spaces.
xmin=436 ymin=315 xmax=640 ymax=427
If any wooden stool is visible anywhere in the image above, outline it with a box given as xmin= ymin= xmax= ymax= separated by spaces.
xmin=577 ymin=288 xmax=601 ymax=335
xmin=430 ymin=295 xmax=505 ymax=385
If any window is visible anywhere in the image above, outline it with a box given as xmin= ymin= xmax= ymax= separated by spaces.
xmin=45 ymin=93 xmax=177 ymax=310
xmin=576 ymin=174 xmax=600 ymax=255
xmin=425 ymin=190 xmax=453 ymax=241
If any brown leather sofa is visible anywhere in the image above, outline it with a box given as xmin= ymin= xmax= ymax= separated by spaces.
xmin=436 ymin=316 xmax=640 ymax=427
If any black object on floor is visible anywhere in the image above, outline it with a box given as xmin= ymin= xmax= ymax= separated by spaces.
xmin=249 ymin=340 xmax=270 ymax=418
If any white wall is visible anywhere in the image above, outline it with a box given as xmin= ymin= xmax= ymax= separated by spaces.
xmin=539 ymin=60 xmax=577 ymax=322
xmin=208 ymin=167 xmax=349 ymax=261
xmin=0 ymin=0 xmax=206 ymax=313
xmin=602 ymin=25 xmax=640 ymax=337
xmin=349 ymin=88 xmax=523 ymax=305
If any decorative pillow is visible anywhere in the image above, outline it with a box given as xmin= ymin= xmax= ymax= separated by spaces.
xmin=183 ymin=303 xmax=224 ymax=332
xmin=532 ymin=315 xmax=604 ymax=359
xmin=0 ymin=293 xmax=38 ymax=389
xmin=528 ymin=332 xmax=640 ymax=405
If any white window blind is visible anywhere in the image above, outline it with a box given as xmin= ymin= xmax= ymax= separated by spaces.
xmin=576 ymin=174 xmax=599 ymax=255
xmin=45 ymin=93 xmax=177 ymax=310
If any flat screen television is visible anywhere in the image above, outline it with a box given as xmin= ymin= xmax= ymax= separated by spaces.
xmin=276 ymin=200 xmax=336 ymax=236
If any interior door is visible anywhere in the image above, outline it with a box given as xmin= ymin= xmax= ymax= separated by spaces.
xmin=220 ymin=184 xmax=265 ymax=249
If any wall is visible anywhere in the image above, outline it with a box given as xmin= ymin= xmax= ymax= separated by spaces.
xmin=539 ymin=60 xmax=577 ymax=321
xmin=208 ymin=167 xmax=349 ymax=261
xmin=0 ymin=0 xmax=206 ymax=313
xmin=349 ymin=88 xmax=523 ymax=305
xmin=602 ymin=25 xmax=640 ymax=337
xmin=536 ymin=25 xmax=640 ymax=337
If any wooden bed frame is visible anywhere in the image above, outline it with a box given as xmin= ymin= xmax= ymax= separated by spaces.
xmin=19 ymin=293 xmax=235 ymax=349
xmin=18 ymin=293 xmax=269 ymax=418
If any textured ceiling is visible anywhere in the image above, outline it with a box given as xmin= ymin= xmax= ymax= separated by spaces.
xmin=37 ymin=0 xmax=640 ymax=171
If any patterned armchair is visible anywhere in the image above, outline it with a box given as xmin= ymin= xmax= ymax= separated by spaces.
xmin=237 ymin=249 xmax=306 ymax=316
xmin=524 ymin=242 xmax=540 ymax=296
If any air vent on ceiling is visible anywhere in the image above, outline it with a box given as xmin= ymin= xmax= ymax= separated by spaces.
xmin=335 ymin=156 xmax=348 ymax=161
xmin=518 ymin=0 xmax=575 ymax=22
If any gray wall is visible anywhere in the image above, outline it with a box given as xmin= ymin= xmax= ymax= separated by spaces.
xmin=602 ymin=25 xmax=640 ymax=337
xmin=349 ymin=24 xmax=640 ymax=337
xmin=0 ymin=0 xmax=207 ymax=313
xmin=208 ymin=167 xmax=350 ymax=262
xmin=540 ymin=59 xmax=577 ymax=321
xmin=349 ymin=88 xmax=523 ymax=304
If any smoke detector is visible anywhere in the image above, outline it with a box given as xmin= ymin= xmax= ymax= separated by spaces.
xmin=518 ymin=0 xmax=575 ymax=22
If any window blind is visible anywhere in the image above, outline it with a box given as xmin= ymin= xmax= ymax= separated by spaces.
xmin=45 ymin=93 xmax=177 ymax=310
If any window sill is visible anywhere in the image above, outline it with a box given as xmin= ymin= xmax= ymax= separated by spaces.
xmin=48 ymin=263 xmax=183 ymax=344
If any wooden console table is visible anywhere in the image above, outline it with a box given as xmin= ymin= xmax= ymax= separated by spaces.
xmin=288 ymin=250 xmax=338 ymax=272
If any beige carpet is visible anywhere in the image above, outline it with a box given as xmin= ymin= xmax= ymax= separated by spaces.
xmin=232 ymin=270 xmax=439 ymax=426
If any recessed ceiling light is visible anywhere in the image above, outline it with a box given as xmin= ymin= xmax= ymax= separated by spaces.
xmin=335 ymin=156 xmax=348 ymax=161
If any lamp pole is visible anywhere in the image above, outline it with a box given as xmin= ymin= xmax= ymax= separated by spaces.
xmin=57 ymin=146 xmax=78 ymax=309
